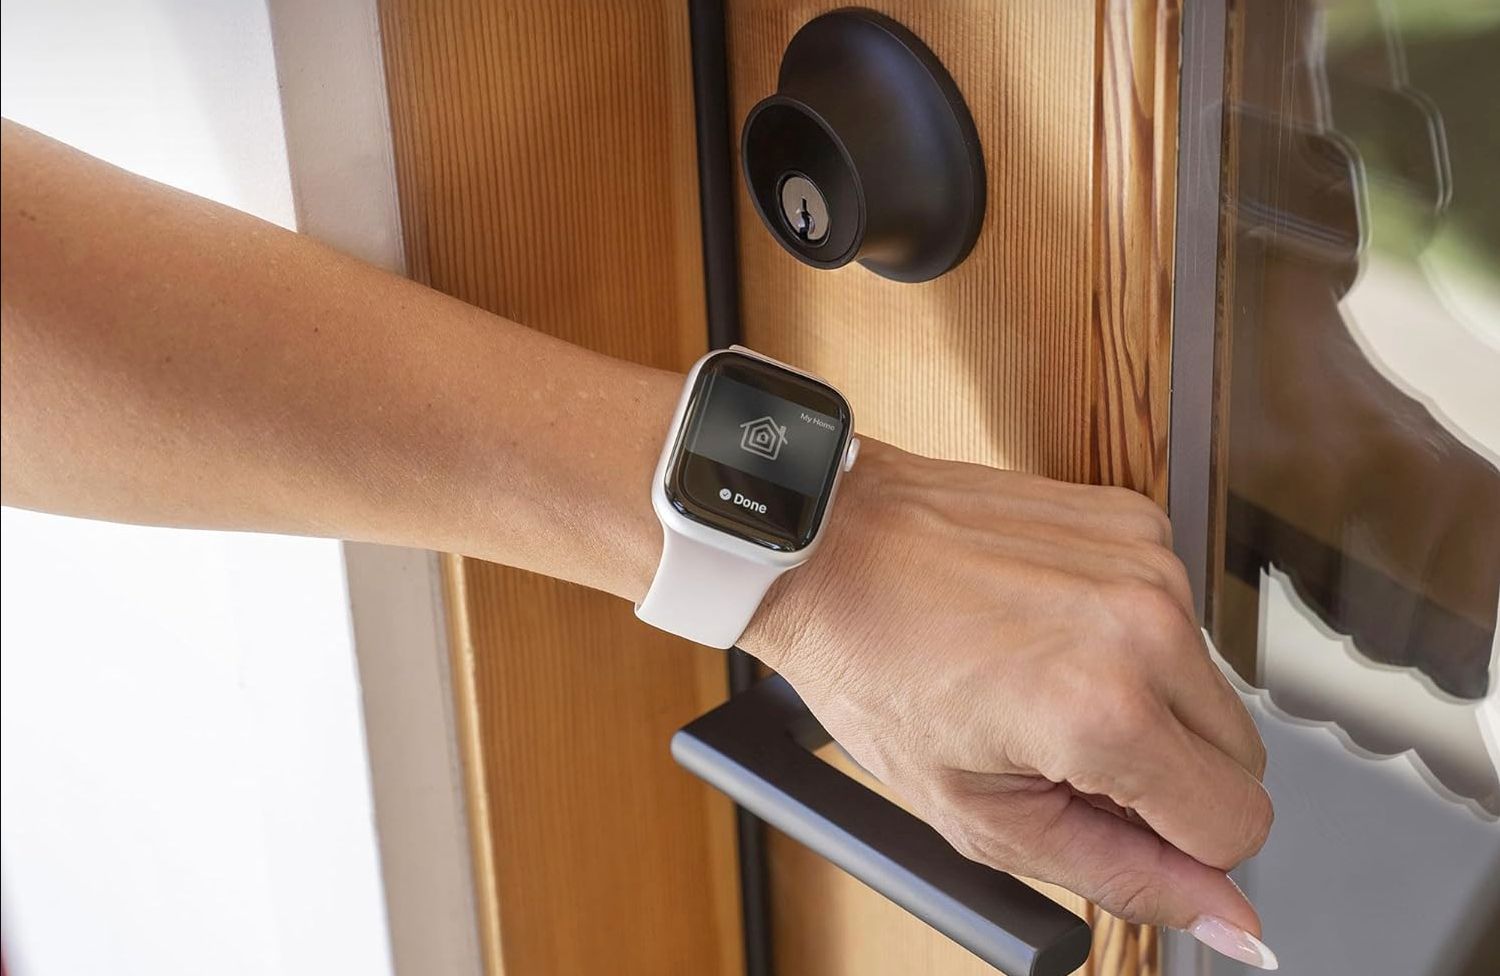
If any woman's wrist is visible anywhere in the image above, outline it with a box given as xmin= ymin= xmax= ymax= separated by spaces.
xmin=591 ymin=355 xmax=892 ymax=664
xmin=738 ymin=436 xmax=895 ymax=675
xmin=580 ymin=363 xmax=678 ymax=605
xmin=451 ymin=338 xmax=676 ymax=605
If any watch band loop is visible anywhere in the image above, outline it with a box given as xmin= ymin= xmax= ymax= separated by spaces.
xmin=636 ymin=530 xmax=785 ymax=648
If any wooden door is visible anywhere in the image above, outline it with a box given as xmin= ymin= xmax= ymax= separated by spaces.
xmin=375 ymin=1 xmax=1180 ymax=974
xmin=376 ymin=3 xmax=741 ymax=974
xmin=725 ymin=2 xmax=1176 ymax=972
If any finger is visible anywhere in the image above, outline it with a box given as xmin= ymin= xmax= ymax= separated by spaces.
xmin=1057 ymin=483 xmax=1173 ymax=545
xmin=1163 ymin=637 xmax=1267 ymax=779
xmin=1109 ymin=709 xmax=1274 ymax=869
xmin=950 ymin=780 xmax=1262 ymax=934
xmin=1039 ymin=790 xmax=1260 ymax=933
xmin=1099 ymin=539 xmax=1196 ymax=619
xmin=1122 ymin=592 xmax=1268 ymax=778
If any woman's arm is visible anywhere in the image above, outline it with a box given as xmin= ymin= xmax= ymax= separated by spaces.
xmin=0 ymin=119 xmax=1277 ymax=965
xmin=1 ymin=118 xmax=669 ymax=602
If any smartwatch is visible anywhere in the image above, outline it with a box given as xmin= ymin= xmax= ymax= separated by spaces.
xmin=636 ymin=346 xmax=860 ymax=648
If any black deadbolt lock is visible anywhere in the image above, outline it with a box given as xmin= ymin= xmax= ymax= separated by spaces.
xmin=741 ymin=8 xmax=986 ymax=283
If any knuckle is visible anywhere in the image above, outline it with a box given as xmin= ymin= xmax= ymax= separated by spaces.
xmin=1100 ymin=485 xmax=1147 ymax=510
xmin=945 ymin=827 xmax=988 ymax=865
xmin=1046 ymin=662 xmax=1139 ymax=745
xmin=1100 ymin=580 xmax=1167 ymax=637
xmin=1095 ymin=868 xmax=1164 ymax=924
xmin=933 ymin=789 xmax=1050 ymax=875
xmin=1245 ymin=788 xmax=1275 ymax=855
xmin=1135 ymin=585 xmax=1184 ymax=628
xmin=1217 ymin=787 xmax=1274 ymax=868
xmin=1109 ymin=579 xmax=1185 ymax=636
xmin=1138 ymin=543 xmax=1189 ymax=592
xmin=1247 ymin=732 xmax=1269 ymax=780
xmin=1061 ymin=674 xmax=1156 ymax=758
xmin=974 ymin=816 xmax=1028 ymax=868
xmin=1152 ymin=510 xmax=1174 ymax=544
xmin=944 ymin=819 xmax=1015 ymax=871
xmin=1104 ymin=488 xmax=1172 ymax=543
xmin=1096 ymin=683 xmax=1158 ymax=740
xmin=1047 ymin=653 xmax=1101 ymax=704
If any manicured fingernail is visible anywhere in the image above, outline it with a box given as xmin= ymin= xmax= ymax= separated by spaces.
xmin=1188 ymin=916 xmax=1279 ymax=970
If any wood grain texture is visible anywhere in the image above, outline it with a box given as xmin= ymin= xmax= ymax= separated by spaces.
xmin=1084 ymin=4 xmax=1180 ymax=973
xmin=725 ymin=1 xmax=1178 ymax=973
xmin=378 ymin=3 xmax=741 ymax=974
xmin=1091 ymin=0 xmax=1180 ymax=506
xmin=730 ymin=0 xmax=1097 ymax=478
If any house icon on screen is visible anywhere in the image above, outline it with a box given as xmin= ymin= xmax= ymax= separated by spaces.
xmin=739 ymin=416 xmax=788 ymax=461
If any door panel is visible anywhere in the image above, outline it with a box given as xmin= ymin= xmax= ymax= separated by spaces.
xmin=1206 ymin=0 xmax=1500 ymax=972
xmin=378 ymin=3 xmax=741 ymax=974
xmin=724 ymin=1 xmax=1178 ymax=973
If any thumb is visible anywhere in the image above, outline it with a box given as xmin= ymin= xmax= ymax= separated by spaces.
xmin=1015 ymin=792 xmax=1279 ymax=968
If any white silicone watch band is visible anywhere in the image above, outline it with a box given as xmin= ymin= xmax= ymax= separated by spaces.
xmin=635 ymin=531 xmax=786 ymax=649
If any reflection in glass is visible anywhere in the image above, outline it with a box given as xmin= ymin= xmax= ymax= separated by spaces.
xmin=1215 ymin=0 xmax=1499 ymax=805
xmin=1208 ymin=1 xmax=1499 ymax=972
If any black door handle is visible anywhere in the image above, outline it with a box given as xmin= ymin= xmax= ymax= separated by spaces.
xmin=672 ymin=676 xmax=1092 ymax=976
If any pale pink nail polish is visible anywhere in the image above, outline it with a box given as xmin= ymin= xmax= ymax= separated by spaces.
xmin=1188 ymin=916 xmax=1279 ymax=970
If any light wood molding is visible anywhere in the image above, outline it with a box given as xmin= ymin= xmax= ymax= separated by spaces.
xmin=1085 ymin=4 xmax=1180 ymax=975
xmin=725 ymin=1 xmax=1180 ymax=973
xmin=377 ymin=2 xmax=741 ymax=973
xmin=1091 ymin=0 xmax=1180 ymax=507
xmin=268 ymin=2 xmax=488 ymax=972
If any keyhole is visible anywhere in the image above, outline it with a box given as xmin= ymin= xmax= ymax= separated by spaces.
xmin=794 ymin=198 xmax=815 ymax=240
xmin=779 ymin=174 xmax=828 ymax=245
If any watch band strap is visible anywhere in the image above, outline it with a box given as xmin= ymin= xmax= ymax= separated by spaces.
xmin=636 ymin=531 xmax=786 ymax=649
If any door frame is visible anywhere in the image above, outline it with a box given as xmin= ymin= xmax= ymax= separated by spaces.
xmin=265 ymin=3 xmax=487 ymax=975
xmin=1162 ymin=0 xmax=1231 ymax=971
xmin=1167 ymin=0 xmax=1230 ymax=627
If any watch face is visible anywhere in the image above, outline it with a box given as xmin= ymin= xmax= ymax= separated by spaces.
xmin=666 ymin=351 xmax=852 ymax=551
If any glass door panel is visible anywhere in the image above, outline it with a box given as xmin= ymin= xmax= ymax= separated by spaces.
xmin=1206 ymin=0 xmax=1500 ymax=972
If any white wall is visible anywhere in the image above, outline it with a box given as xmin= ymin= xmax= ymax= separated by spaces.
xmin=0 ymin=2 xmax=392 ymax=975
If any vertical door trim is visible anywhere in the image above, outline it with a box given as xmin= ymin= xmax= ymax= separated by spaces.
xmin=1163 ymin=0 xmax=1229 ymax=973
xmin=690 ymin=0 xmax=745 ymax=354
xmin=265 ymin=3 xmax=487 ymax=975
xmin=687 ymin=1 xmax=774 ymax=974
xmin=1166 ymin=0 xmax=1229 ymax=624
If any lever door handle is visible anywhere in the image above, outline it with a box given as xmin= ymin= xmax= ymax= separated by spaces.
xmin=672 ymin=676 xmax=1092 ymax=976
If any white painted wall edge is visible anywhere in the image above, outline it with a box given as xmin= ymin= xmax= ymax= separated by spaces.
xmin=263 ymin=3 xmax=486 ymax=975
xmin=340 ymin=544 xmax=484 ymax=976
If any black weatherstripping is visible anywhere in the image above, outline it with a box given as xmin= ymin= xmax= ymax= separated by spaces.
xmin=674 ymin=677 xmax=1094 ymax=976
xmin=686 ymin=1 xmax=771 ymax=973
xmin=688 ymin=0 xmax=741 ymax=354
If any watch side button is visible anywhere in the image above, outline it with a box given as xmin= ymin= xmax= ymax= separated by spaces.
xmin=843 ymin=437 xmax=861 ymax=472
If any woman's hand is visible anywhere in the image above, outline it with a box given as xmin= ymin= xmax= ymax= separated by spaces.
xmin=742 ymin=440 xmax=1276 ymax=965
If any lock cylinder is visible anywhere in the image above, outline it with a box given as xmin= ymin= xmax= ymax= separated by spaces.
xmin=742 ymin=98 xmax=864 ymax=269
xmin=740 ymin=8 xmax=986 ymax=283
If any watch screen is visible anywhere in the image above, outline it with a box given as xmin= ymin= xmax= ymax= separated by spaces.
xmin=666 ymin=352 xmax=851 ymax=551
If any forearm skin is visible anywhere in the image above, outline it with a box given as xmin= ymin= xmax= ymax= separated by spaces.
xmin=1 ymin=119 xmax=671 ymax=603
